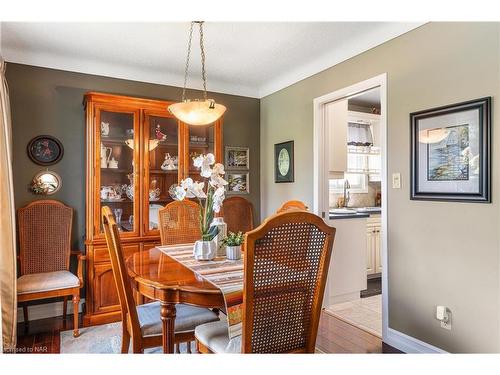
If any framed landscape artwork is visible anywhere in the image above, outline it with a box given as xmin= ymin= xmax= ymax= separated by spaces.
xmin=410 ymin=97 xmax=491 ymax=202
xmin=225 ymin=146 xmax=249 ymax=170
xmin=274 ymin=141 xmax=294 ymax=183
xmin=227 ymin=172 xmax=249 ymax=194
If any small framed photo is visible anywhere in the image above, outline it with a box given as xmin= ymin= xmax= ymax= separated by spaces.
xmin=274 ymin=140 xmax=294 ymax=183
xmin=410 ymin=97 xmax=491 ymax=202
xmin=225 ymin=146 xmax=249 ymax=170
xmin=227 ymin=172 xmax=249 ymax=194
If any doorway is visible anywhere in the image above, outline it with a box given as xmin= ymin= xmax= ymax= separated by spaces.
xmin=313 ymin=74 xmax=388 ymax=341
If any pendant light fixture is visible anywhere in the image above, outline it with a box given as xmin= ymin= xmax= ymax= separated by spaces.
xmin=168 ymin=21 xmax=226 ymax=126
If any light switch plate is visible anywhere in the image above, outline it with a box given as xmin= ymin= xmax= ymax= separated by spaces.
xmin=392 ymin=173 xmax=401 ymax=189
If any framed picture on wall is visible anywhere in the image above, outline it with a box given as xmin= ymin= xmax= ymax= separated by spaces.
xmin=410 ymin=97 xmax=491 ymax=202
xmin=274 ymin=140 xmax=294 ymax=183
xmin=225 ymin=146 xmax=249 ymax=170
xmin=27 ymin=135 xmax=64 ymax=166
xmin=226 ymin=172 xmax=250 ymax=194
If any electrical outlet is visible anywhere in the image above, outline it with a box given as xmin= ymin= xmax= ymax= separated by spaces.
xmin=436 ymin=305 xmax=452 ymax=330
xmin=392 ymin=173 xmax=401 ymax=189
xmin=441 ymin=318 xmax=452 ymax=330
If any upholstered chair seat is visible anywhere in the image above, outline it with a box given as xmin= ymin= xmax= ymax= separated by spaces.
xmin=194 ymin=320 xmax=241 ymax=353
xmin=137 ymin=302 xmax=219 ymax=337
xmin=17 ymin=270 xmax=80 ymax=294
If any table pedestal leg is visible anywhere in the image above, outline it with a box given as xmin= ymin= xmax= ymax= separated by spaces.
xmin=160 ymin=303 xmax=176 ymax=353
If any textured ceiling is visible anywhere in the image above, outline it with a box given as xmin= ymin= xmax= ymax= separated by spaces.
xmin=1 ymin=22 xmax=423 ymax=97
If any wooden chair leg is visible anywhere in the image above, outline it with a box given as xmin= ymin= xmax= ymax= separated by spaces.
xmin=72 ymin=294 xmax=80 ymax=337
xmin=121 ymin=324 xmax=130 ymax=354
xmin=22 ymin=304 xmax=29 ymax=325
xmin=196 ymin=339 xmax=212 ymax=354
xmin=132 ymin=339 xmax=143 ymax=353
xmin=63 ymin=296 xmax=68 ymax=320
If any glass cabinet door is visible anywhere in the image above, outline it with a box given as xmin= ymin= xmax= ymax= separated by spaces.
xmin=97 ymin=108 xmax=139 ymax=236
xmin=185 ymin=122 xmax=217 ymax=181
xmin=143 ymin=113 xmax=181 ymax=235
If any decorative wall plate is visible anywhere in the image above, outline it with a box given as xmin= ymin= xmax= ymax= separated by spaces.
xmin=27 ymin=135 xmax=64 ymax=166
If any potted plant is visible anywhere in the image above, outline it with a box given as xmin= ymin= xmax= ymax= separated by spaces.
xmin=171 ymin=153 xmax=227 ymax=260
xmin=222 ymin=231 xmax=244 ymax=260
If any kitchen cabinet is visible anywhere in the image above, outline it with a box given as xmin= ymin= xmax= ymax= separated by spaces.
xmin=327 ymin=99 xmax=348 ymax=178
xmin=366 ymin=215 xmax=382 ymax=276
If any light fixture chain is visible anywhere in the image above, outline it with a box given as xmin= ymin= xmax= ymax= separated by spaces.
xmin=198 ymin=22 xmax=208 ymax=100
xmin=182 ymin=21 xmax=195 ymax=102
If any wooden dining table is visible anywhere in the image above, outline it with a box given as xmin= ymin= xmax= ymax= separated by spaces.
xmin=125 ymin=246 xmax=225 ymax=353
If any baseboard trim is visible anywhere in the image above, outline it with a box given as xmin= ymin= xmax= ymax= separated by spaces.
xmin=17 ymin=299 xmax=85 ymax=323
xmin=385 ymin=327 xmax=447 ymax=353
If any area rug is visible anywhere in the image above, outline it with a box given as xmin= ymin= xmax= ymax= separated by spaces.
xmin=324 ymin=295 xmax=382 ymax=338
xmin=61 ymin=321 xmax=325 ymax=353
xmin=60 ymin=322 xmax=189 ymax=354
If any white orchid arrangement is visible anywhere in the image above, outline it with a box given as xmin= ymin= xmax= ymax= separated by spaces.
xmin=171 ymin=153 xmax=227 ymax=241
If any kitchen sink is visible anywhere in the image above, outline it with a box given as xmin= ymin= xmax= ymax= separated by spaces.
xmin=355 ymin=206 xmax=381 ymax=213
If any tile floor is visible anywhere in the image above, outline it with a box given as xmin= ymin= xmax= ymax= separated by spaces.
xmin=324 ymin=294 xmax=382 ymax=338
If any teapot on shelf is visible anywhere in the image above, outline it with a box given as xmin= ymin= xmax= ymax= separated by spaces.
xmin=100 ymin=186 xmax=114 ymax=200
xmin=108 ymin=157 xmax=119 ymax=169
xmin=100 ymin=143 xmax=112 ymax=169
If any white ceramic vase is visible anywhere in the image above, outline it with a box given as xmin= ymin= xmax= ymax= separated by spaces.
xmin=193 ymin=240 xmax=216 ymax=261
xmin=226 ymin=245 xmax=242 ymax=260
xmin=210 ymin=217 xmax=227 ymax=257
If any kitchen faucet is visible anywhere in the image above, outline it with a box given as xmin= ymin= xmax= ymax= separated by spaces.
xmin=343 ymin=179 xmax=351 ymax=208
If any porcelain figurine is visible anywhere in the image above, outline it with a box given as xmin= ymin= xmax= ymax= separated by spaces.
xmin=101 ymin=122 xmax=110 ymax=137
xmin=155 ymin=124 xmax=167 ymax=141
xmin=161 ymin=153 xmax=177 ymax=170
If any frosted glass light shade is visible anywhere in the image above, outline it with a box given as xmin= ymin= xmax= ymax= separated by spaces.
xmin=168 ymin=99 xmax=226 ymax=126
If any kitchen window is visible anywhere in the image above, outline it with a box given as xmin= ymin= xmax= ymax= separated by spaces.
xmin=329 ymin=174 xmax=368 ymax=194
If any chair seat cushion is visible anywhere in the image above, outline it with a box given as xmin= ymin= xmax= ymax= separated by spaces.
xmin=194 ymin=320 xmax=241 ymax=353
xmin=137 ymin=302 xmax=219 ymax=337
xmin=17 ymin=271 xmax=80 ymax=295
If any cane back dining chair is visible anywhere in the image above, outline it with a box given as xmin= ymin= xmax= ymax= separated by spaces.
xmin=158 ymin=200 xmax=201 ymax=246
xmin=220 ymin=196 xmax=254 ymax=234
xmin=17 ymin=200 xmax=85 ymax=337
xmin=276 ymin=200 xmax=309 ymax=213
xmin=194 ymin=210 xmax=336 ymax=353
xmin=102 ymin=206 xmax=218 ymax=353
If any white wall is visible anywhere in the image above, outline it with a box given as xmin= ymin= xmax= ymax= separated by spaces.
xmin=260 ymin=22 xmax=500 ymax=352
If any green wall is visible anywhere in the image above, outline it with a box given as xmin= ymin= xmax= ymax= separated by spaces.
xmin=261 ymin=23 xmax=500 ymax=352
xmin=7 ymin=63 xmax=260 ymax=252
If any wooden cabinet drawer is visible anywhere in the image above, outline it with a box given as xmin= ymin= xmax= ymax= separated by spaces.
xmin=94 ymin=243 xmax=140 ymax=263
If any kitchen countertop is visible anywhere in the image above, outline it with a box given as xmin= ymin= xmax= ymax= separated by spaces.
xmin=329 ymin=207 xmax=381 ymax=220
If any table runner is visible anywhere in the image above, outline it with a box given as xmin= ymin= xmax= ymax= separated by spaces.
xmin=158 ymin=244 xmax=244 ymax=341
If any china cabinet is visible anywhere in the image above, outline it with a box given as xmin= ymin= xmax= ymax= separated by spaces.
xmin=84 ymin=92 xmax=223 ymax=325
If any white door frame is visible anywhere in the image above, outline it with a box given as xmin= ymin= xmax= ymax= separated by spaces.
xmin=313 ymin=73 xmax=389 ymax=341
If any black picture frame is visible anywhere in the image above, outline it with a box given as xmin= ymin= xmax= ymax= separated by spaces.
xmin=410 ymin=97 xmax=491 ymax=203
xmin=27 ymin=135 xmax=64 ymax=166
xmin=274 ymin=140 xmax=294 ymax=183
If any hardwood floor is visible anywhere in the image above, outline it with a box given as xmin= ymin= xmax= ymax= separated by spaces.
xmin=316 ymin=310 xmax=383 ymax=353
xmin=15 ymin=311 xmax=400 ymax=354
